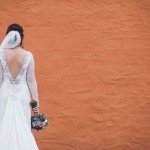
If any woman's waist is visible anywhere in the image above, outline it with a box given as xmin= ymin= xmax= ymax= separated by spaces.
xmin=2 ymin=79 xmax=27 ymax=85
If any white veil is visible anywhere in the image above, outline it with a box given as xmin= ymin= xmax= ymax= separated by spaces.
xmin=0 ymin=30 xmax=21 ymax=51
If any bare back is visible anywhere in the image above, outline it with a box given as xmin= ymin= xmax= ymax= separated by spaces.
xmin=3 ymin=47 xmax=27 ymax=79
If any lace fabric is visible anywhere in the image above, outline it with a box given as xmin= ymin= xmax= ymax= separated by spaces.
xmin=0 ymin=49 xmax=40 ymax=150
xmin=26 ymin=52 xmax=39 ymax=106
xmin=0 ymin=50 xmax=39 ymax=106
xmin=0 ymin=62 xmax=2 ymax=86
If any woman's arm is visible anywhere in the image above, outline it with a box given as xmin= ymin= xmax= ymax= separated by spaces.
xmin=26 ymin=52 xmax=39 ymax=108
xmin=0 ymin=62 xmax=3 ymax=87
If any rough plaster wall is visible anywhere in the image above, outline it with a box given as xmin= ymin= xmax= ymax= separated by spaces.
xmin=0 ymin=0 xmax=150 ymax=149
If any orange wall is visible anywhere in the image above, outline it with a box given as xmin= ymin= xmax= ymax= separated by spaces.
xmin=0 ymin=0 xmax=150 ymax=149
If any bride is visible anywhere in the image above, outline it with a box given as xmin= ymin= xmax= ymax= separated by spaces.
xmin=0 ymin=23 xmax=40 ymax=150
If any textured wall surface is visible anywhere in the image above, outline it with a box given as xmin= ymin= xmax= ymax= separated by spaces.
xmin=0 ymin=0 xmax=150 ymax=150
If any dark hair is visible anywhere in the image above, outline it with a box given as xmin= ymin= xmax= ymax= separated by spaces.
xmin=6 ymin=23 xmax=24 ymax=47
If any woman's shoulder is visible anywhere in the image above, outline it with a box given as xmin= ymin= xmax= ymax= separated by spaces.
xmin=24 ymin=49 xmax=33 ymax=56
xmin=24 ymin=50 xmax=35 ymax=62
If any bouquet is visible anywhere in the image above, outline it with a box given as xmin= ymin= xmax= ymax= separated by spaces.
xmin=30 ymin=100 xmax=49 ymax=131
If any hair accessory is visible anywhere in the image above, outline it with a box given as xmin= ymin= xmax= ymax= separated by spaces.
xmin=0 ymin=30 xmax=21 ymax=49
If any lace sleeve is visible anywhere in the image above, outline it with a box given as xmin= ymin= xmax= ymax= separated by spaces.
xmin=26 ymin=52 xmax=39 ymax=106
xmin=0 ymin=61 xmax=3 ymax=87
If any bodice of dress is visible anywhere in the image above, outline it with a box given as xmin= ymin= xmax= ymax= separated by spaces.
xmin=0 ymin=49 xmax=39 ymax=104
xmin=0 ymin=50 xmax=31 ymax=82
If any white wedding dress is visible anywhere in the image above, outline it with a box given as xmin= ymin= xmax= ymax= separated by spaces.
xmin=0 ymin=49 xmax=39 ymax=150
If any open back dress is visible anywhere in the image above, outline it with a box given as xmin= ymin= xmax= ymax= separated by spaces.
xmin=0 ymin=49 xmax=39 ymax=150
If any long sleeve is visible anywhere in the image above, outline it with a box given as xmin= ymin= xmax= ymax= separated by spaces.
xmin=0 ymin=62 xmax=3 ymax=87
xmin=26 ymin=52 xmax=39 ymax=107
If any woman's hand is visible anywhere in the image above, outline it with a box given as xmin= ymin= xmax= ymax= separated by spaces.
xmin=30 ymin=99 xmax=40 ymax=116
xmin=32 ymin=106 xmax=40 ymax=116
